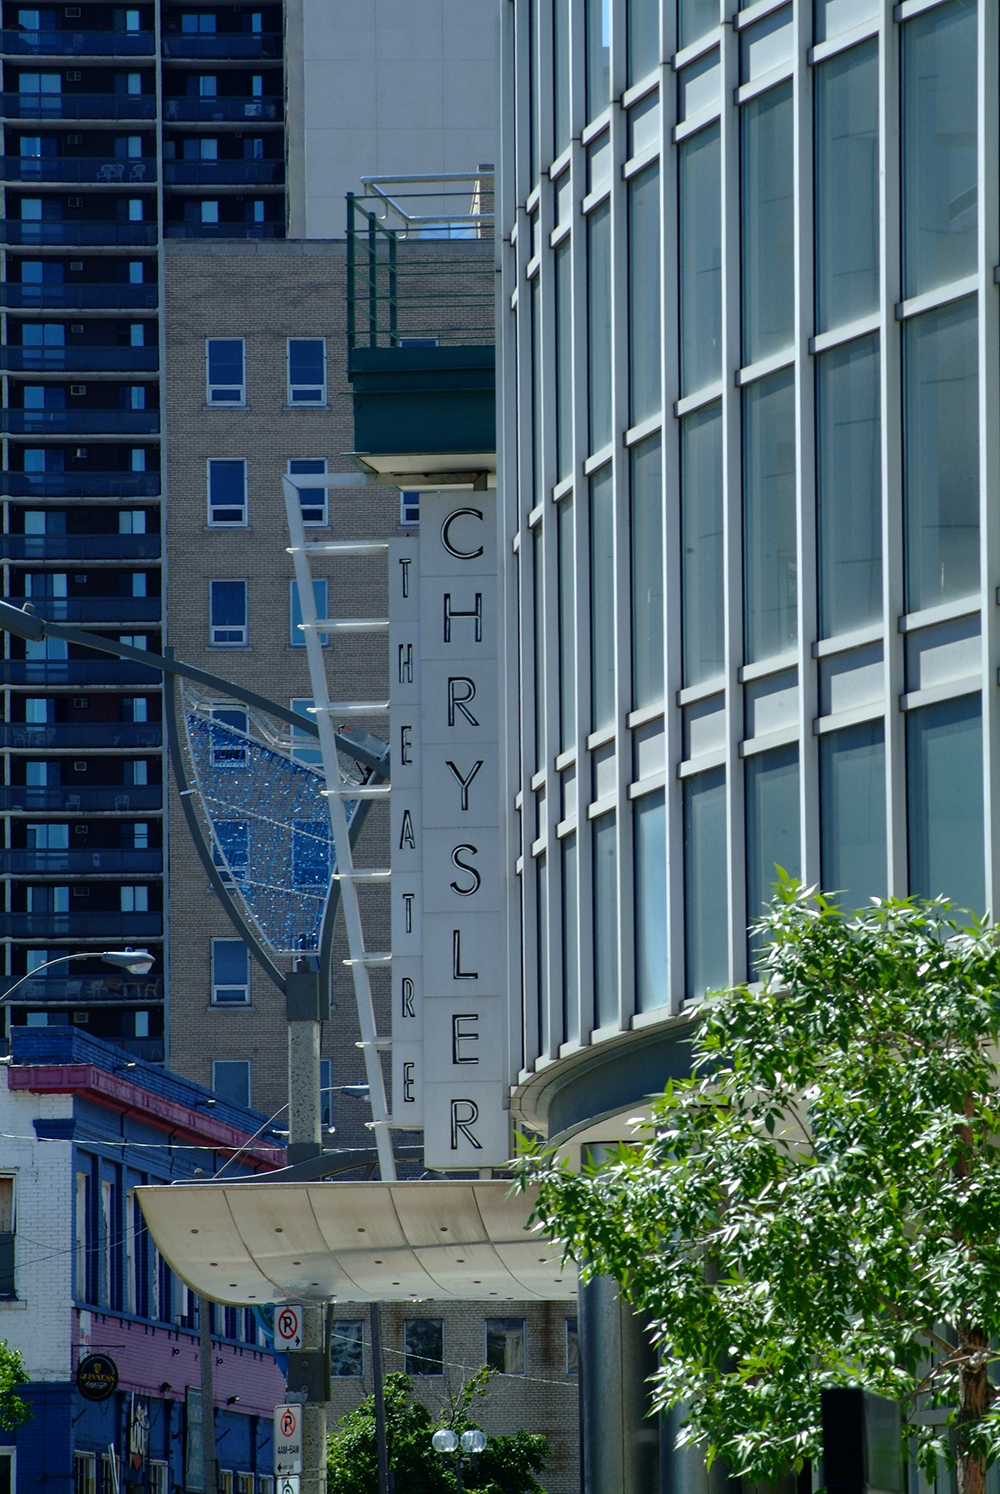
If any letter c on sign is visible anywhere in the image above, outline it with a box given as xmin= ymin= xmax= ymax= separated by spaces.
xmin=441 ymin=508 xmax=484 ymax=560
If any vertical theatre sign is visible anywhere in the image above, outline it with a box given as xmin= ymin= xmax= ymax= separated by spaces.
xmin=390 ymin=494 xmax=508 ymax=1169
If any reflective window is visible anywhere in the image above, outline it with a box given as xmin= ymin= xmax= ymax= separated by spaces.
xmin=207 ymin=458 xmax=246 ymax=526
xmin=679 ymin=0 xmax=718 ymax=49
xmin=741 ymin=82 xmax=793 ymax=365
xmin=586 ymin=0 xmax=610 ymax=120
xmin=486 ymin=1319 xmax=526 ymax=1375
xmin=907 ymin=694 xmax=983 ymax=913
xmin=814 ymin=40 xmax=878 ymax=333
xmin=679 ymin=122 xmax=721 ymax=395
xmin=629 ymin=163 xmax=661 ymax=425
xmin=212 ymin=1059 xmax=250 ymax=1108
xmin=745 ymin=744 xmax=800 ymax=964
xmin=628 ymin=0 xmax=659 ymax=84
xmin=558 ymin=497 xmax=576 ymax=750
xmin=590 ymin=464 xmax=615 ymax=730
xmin=588 ymin=201 xmax=612 ymax=452
xmin=814 ymin=0 xmax=877 ymax=44
xmin=205 ymin=337 xmax=245 ymax=404
xmin=209 ymin=579 xmax=247 ymax=647
xmin=330 ymin=1322 xmax=364 ymax=1377
xmin=561 ymin=832 xmax=579 ymax=1043
xmin=286 ymin=338 xmax=326 ymax=405
xmin=593 ymin=811 xmax=618 ymax=1028
xmin=628 ymin=91 xmax=660 ymax=158
xmin=533 ymin=526 xmax=546 ymax=766
xmin=587 ymin=132 xmax=611 ymax=195
xmin=739 ymin=6 xmax=792 ymax=84
xmin=816 ymin=333 xmax=881 ymax=637
xmin=211 ymin=938 xmax=249 ymax=1005
xmin=681 ymin=401 xmax=724 ymax=685
xmin=634 ymin=790 xmax=666 ymax=1011
xmin=630 ymin=434 xmax=663 ymax=708
xmin=553 ymin=0 xmax=571 ymax=156
xmin=743 ymin=367 xmax=797 ymax=663
xmin=901 ymin=0 xmax=978 ymax=300
xmin=903 ymin=296 xmax=979 ymax=614
xmin=531 ymin=278 xmax=543 ymax=504
xmin=289 ymin=458 xmax=327 ymax=526
xmin=555 ymin=241 xmax=573 ymax=481
xmin=536 ymin=853 xmax=550 ymax=1053
xmin=403 ymin=1320 xmax=444 ymax=1377
xmin=820 ymin=721 xmax=886 ymax=909
xmin=683 ymin=767 xmax=728 ymax=1000
xmin=289 ymin=578 xmax=329 ymax=648
xmin=678 ymin=49 xmax=719 ymax=122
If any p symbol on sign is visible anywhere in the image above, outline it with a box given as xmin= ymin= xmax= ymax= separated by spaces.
xmin=280 ymin=1409 xmax=297 ymax=1439
xmin=275 ymin=1304 xmax=303 ymax=1350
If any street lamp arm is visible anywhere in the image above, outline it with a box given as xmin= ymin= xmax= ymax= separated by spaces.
xmin=0 ymin=949 xmax=155 ymax=1004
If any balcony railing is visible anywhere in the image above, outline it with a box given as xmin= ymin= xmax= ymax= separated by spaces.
xmin=0 ymin=347 xmax=159 ymax=372
xmin=0 ymin=92 xmax=155 ymax=119
xmin=163 ymin=221 xmax=283 ymax=239
xmin=0 ymin=722 xmax=162 ymax=748
xmin=0 ymin=974 xmax=163 ymax=1002
xmin=0 ymin=912 xmax=163 ymax=938
xmin=0 ymin=785 xmax=162 ymax=812
xmin=0 ymin=285 xmax=157 ymax=309
xmin=0 ymin=156 xmax=156 ymax=183
xmin=0 ymin=222 xmax=158 ymax=246
xmin=160 ymin=33 xmax=281 ymax=58
xmin=1 ymin=411 xmax=160 ymax=435
xmin=2 ymin=596 xmax=161 ymax=624
xmin=0 ymin=534 xmax=161 ymax=560
xmin=0 ymin=848 xmax=162 ymax=874
xmin=163 ymin=159 xmax=283 ymax=186
xmin=0 ymin=30 xmax=155 ymax=55
xmin=163 ymin=97 xmax=281 ymax=122
xmin=0 ymin=473 xmax=161 ymax=497
xmin=0 ymin=660 xmax=160 ymax=685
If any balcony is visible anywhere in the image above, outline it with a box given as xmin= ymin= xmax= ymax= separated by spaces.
xmin=0 ymin=347 xmax=158 ymax=372
xmin=0 ymin=660 xmax=161 ymax=685
xmin=0 ymin=222 xmax=158 ymax=246
xmin=0 ymin=473 xmax=160 ymax=497
xmin=160 ymin=32 xmax=281 ymax=58
xmin=163 ymin=97 xmax=281 ymax=122
xmin=1 ymin=411 xmax=159 ymax=435
xmin=0 ymin=156 xmax=156 ymax=183
xmin=0 ymin=912 xmax=162 ymax=938
xmin=0 ymin=285 xmax=157 ymax=309
xmin=163 ymin=221 xmax=283 ymax=239
xmin=163 ymin=159 xmax=283 ymax=186
xmin=2 ymin=596 xmax=161 ymax=624
xmin=0 ymin=974 xmax=163 ymax=1003
xmin=0 ymin=534 xmax=161 ymax=560
xmin=0 ymin=30 xmax=155 ymax=56
xmin=0 ymin=848 xmax=162 ymax=874
xmin=0 ymin=786 xmax=163 ymax=812
xmin=0 ymin=92 xmax=156 ymax=120
xmin=0 ymin=722 xmax=162 ymax=748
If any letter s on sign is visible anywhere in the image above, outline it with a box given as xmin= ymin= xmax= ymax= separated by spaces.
xmin=450 ymin=844 xmax=481 ymax=896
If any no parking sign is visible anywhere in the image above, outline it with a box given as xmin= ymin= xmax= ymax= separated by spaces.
xmin=274 ymin=1404 xmax=303 ymax=1475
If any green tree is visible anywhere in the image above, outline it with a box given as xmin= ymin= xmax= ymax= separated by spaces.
xmin=326 ymin=1368 xmax=549 ymax=1494
xmin=516 ymin=883 xmax=1000 ymax=1494
xmin=0 ymin=1339 xmax=30 ymax=1429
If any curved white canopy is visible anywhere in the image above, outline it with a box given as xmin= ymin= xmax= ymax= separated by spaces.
xmin=136 ymin=1180 xmax=577 ymax=1305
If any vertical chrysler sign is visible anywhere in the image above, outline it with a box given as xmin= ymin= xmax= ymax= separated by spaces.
xmin=389 ymin=494 xmax=509 ymax=1169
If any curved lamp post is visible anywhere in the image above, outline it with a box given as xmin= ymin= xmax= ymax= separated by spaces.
xmin=431 ymin=1428 xmax=487 ymax=1494
xmin=2 ymin=948 xmax=155 ymax=1001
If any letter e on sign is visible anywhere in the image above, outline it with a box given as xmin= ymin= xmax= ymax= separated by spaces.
xmin=275 ymin=1304 xmax=303 ymax=1350
xmin=274 ymin=1404 xmax=303 ymax=1475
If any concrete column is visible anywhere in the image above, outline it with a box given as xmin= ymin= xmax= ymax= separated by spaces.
xmin=579 ymin=1275 xmax=661 ymax=1494
xmin=300 ymin=1305 xmax=327 ymax=1494
xmin=287 ymin=1019 xmax=322 ymax=1165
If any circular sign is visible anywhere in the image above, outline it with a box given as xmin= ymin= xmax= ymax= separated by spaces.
xmin=279 ymin=1408 xmax=298 ymax=1440
xmin=77 ymin=1354 xmax=119 ymax=1402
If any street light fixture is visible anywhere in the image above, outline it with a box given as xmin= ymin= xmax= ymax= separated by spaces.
xmin=1 ymin=947 xmax=155 ymax=1004
xmin=431 ymin=1428 xmax=487 ymax=1494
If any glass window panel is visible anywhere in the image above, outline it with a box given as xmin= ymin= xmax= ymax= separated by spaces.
xmin=330 ymin=1322 xmax=364 ymax=1378
xmin=814 ymin=40 xmax=879 ymax=333
xmin=588 ymin=201 xmax=612 ymax=453
xmin=901 ymin=0 xmax=978 ymax=300
xmin=586 ymin=0 xmax=611 ymax=120
xmin=556 ymin=240 xmax=573 ymax=481
xmin=533 ymin=525 xmax=546 ymax=766
xmin=536 ymin=853 xmax=550 ymax=1054
xmin=590 ymin=464 xmax=615 ymax=730
xmin=634 ymin=789 xmax=666 ymax=1012
xmin=558 ymin=497 xmax=576 ymax=750
xmin=743 ymin=367 xmax=797 ymax=663
xmin=628 ymin=0 xmax=659 ymax=84
xmin=562 ymin=832 xmax=579 ymax=1044
xmin=683 ymin=766 xmax=728 ymax=999
xmin=629 ymin=163 xmax=661 ymax=426
xmin=745 ymin=744 xmax=800 ymax=966
xmin=740 ymin=82 xmax=793 ymax=365
xmin=630 ymin=434 xmax=663 ymax=708
xmin=679 ymin=123 xmax=721 ymax=396
xmin=814 ymin=0 xmax=877 ymax=44
xmin=554 ymin=0 xmax=571 ymax=156
xmin=678 ymin=49 xmax=719 ymax=122
xmin=531 ymin=278 xmax=543 ymax=505
xmin=820 ymin=720 xmax=886 ymax=910
xmin=527 ymin=0 xmax=538 ymax=183
xmin=817 ymin=333 xmax=882 ymax=637
xmin=903 ymin=296 xmax=979 ymax=614
xmin=679 ymin=0 xmax=718 ymax=48
xmin=403 ymin=1320 xmax=444 ymax=1377
xmin=212 ymin=1060 xmax=250 ymax=1108
xmin=906 ymin=694 xmax=984 ymax=914
xmin=682 ymin=401 xmax=724 ymax=685
xmin=587 ymin=132 xmax=611 ymax=195
xmin=592 ymin=811 xmax=618 ymax=1028
xmin=486 ymin=1320 xmax=526 ymax=1375
xmin=628 ymin=91 xmax=660 ymax=159
xmin=739 ymin=6 xmax=792 ymax=83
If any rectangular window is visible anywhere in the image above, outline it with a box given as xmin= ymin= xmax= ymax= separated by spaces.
xmin=0 ymin=1180 xmax=13 ymax=1302
xmin=814 ymin=40 xmax=878 ymax=334
xmin=745 ymin=744 xmax=800 ymax=966
xmin=555 ymin=241 xmax=573 ymax=481
xmin=289 ymin=579 xmax=329 ymax=647
xmin=211 ymin=707 xmax=248 ymax=770
xmin=100 ymin=1178 xmax=113 ymax=1308
xmin=533 ymin=526 xmax=546 ymax=768
xmin=288 ymin=458 xmax=327 ymax=526
xmin=75 ymin=1171 xmax=88 ymax=1302
xmin=404 ymin=1319 xmax=444 ymax=1376
xmin=816 ymin=334 xmax=881 ymax=637
xmin=820 ymin=720 xmax=886 ymax=910
xmin=125 ymin=1188 xmax=136 ymax=1314
xmin=586 ymin=0 xmax=610 ymax=120
xmin=906 ymin=694 xmax=984 ymax=914
xmin=287 ymin=338 xmax=326 ymax=404
xmin=207 ymin=458 xmax=247 ymax=526
xmin=209 ymin=580 xmax=248 ymax=647
xmin=400 ymin=491 xmax=420 ymax=526
xmin=679 ymin=123 xmax=721 ymax=397
xmin=536 ymin=853 xmax=550 ymax=1056
xmin=740 ymin=82 xmax=793 ymax=365
xmin=592 ymin=811 xmax=618 ymax=1028
xmin=75 ymin=1454 xmax=96 ymax=1494
xmin=628 ymin=0 xmax=658 ymax=84
xmin=557 ymin=497 xmax=576 ymax=752
xmin=553 ymin=0 xmax=570 ymax=156
xmin=901 ymin=0 xmax=977 ymax=299
xmin=120 ymin=885 xmax=148 ymax=912
xmin=485 ymin=1319 xmax=526 ymax=1375
xmin=743 ymin=366 xmax=796 ymax=663
xmin=903 ymin=296 xmax=979 ymax=614
xmin=561 ymin=831 xmax=579 ymax=1045
xmin=587 ymin=201 xmax=612 ymax=454
xmin=630 ymin=434 xmax=663 ymax=709
xmin=681 ymin=401 xmax=724 ymax=686
xmin=565 ymin=1317 xmax=579 ymax=1375
xmin=205 ymin=338 xmax=245 ymax=405
xmin=531 ymin=277 xmax=543 ymax=506
xmin=330 ymin=1321 xmax=364 ymax=1377
xmin=634 ymin=790 xmax=666 ymax=1012
xmin=683 ymin=766 xmax=728 ymax=1000
xmin=628 ymin=163 xmax=661 ymax=425
xmin=212 ymin=938 xmax=250 ymax=1005
xmin=149 ymin=1465 xmax=168 ymax=1494
xmin=212 ymin=1059 xmax=250 ymax=1108
xmin=590 ymin=464 xmax=615 ymax=731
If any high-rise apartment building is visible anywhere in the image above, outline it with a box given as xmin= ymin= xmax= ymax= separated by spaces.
xmin=497 ymin=0 xmax=995 ymax=1484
